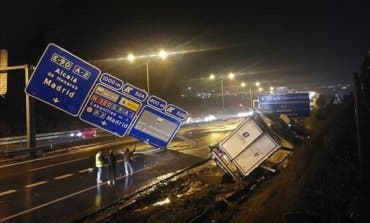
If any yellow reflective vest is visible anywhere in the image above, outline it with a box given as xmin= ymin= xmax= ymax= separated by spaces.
xmin=95 ymin=153 xmax=102 ymax=168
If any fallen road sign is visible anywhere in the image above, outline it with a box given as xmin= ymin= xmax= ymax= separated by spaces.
xmin=25 ymin=43 xmax=101 ymax=116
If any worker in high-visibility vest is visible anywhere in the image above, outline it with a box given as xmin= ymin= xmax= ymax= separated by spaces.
xmin=95 ymin=151 xmax=103 ymax=183
xmin=123 ymin=147 xmax=135 ymax=176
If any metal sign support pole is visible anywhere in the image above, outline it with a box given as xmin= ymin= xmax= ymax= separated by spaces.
xmin=24 ymin=65 xmax=36 ymax=149
xmin=0 ymin=65 xmax=36 ymax=150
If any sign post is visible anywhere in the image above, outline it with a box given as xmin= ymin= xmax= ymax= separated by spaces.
xmin=25 ymin=43 xmax=188 ymax=149
xmin=0 ymin=50 xmax=8 ymax=95
xmin=129 ymin=105 xmax=183 ymax=148
xmin=128 ymin=96 xmax=188 ymax=148
xmin=258 ymin=93 xmax=310 ymax=117
xmin=79 ymin=83 xmax=144 ymax=136
xmin=79 ymin=73 xmax=148 ymax=137
xmin=0 ymin=65 xmax=36 ymax=149
xmin=25 ymin=43 xmax=101 ymax=116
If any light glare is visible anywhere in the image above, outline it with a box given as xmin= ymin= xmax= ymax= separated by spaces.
xmin=127 ymin=53 xmax=136 ymax=62
xmin=159 ymin=50 xmax=168 ymax=60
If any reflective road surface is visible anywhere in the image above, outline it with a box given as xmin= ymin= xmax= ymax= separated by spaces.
xmin=0 ymin=119 xmax=239 ymax=222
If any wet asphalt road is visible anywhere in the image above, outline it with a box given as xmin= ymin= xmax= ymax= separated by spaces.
xmin=0 ymin=119 xmax=239 ymax=223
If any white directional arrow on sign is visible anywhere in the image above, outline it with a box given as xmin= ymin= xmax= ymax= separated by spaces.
xmin=101 ymin=121 xmax=107 ymax=126
xmin=53 ymin=98 xmax=59 ymax=103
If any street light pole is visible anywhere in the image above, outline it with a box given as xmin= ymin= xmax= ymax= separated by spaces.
xmin=146 ymin=61 xmax=150 ymax=94
xmin=127 ymin=50 xmax=168 ymax=95
xmin=210 ymin=73 xmax=233 ymax=113
xmin=249 ymin=86 xmax=253 ymax=108
xmin=221 ymin=79 xmax=225 ymax=113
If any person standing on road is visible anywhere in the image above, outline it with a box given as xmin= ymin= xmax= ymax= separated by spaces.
xmin=108 ymin=150 xmax=117 ymax=185
xmin=123 ymin=147 xmax=135 ymax=176
xmin=95 ymin=151 xmax=103 ymax=183
xmin=103 ymin=152 xmax=111 ymax=183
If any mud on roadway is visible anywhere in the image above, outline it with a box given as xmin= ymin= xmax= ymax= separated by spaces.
xmin=79 ymin=160 xmax=251 ymax=223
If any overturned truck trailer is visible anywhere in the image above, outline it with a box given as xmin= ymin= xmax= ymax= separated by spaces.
xmin=211 ymin=112 xmax=295 ymax=180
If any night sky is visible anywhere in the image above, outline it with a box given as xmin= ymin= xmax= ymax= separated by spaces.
xmin=1 ymin=1 xmax=370 ymax=96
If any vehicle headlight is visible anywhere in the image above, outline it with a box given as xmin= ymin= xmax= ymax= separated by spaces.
xmin=77 ymin=132 xmax=82 ymax=137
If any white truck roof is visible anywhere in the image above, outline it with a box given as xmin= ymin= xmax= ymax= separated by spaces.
xmin=219 ymin=117 xmax=280 ymax=176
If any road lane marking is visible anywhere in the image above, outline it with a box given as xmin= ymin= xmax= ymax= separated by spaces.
xmin=0 ymin=165 xmax=174 ymax=222
xmin=0 ymin=166 xmax=152 ymax=221
xmin=24 ymin=181 xmax=48 ymax=188
xmin=29 ymin=157 xmax=89 ymax=172
xmin=78 ymin=168 xmax=93 ymax=173
xmin=0 ymin=151 xmax=90 ymax=169
xmin=0 ymin=190 xmax=16 ymax=197
xmin=53 ymin=174 xmax=74 ymax=180
xmin=0 ymin=183 xmax=105 ymax=222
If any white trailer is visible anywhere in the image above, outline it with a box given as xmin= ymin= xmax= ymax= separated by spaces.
xmin=211 ymin=114 xmax=284 ymax=180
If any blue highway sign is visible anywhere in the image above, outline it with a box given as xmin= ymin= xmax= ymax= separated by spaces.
xmin=122 ymin=83 xmax=148 ymax=102
xmin=258 ymin=93 xmax=310 ymax=117
xmin=128 ymin=105 xmax=182 ymax=148
xmin=166 ymin=104 xmax=188 ymax=121
xmin=100 ymin=73 xmax=124 ymax=91
xmin=146 ymin=95 xmax=167 ymax=110
xmin=79 ymin=84 xmax=142 ymax=137
xmin=25 ymin=43 xmax=101 ymax=116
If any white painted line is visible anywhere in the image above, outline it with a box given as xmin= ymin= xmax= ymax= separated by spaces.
xmin=53 ymin=173 xmax=74 ymax=180
xmin=78 ymin=168 xmax=91 ymax=173
xmin=0 ymin=153 xmax=87 ymax=169
xmin=0 ymin=165 xmax=160 ymax=222
xmin=24 ymin=181 xmax=48 ymax=188
xmin=0 ymin=182 xmax=106 ymax=222
xmin=0 ymin=189 xmax=16 ymax=197
xmin=29 ymin=157 xmax=88 ymax=172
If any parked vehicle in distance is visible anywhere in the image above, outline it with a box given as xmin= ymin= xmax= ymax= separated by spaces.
xmin=80 ymin=128 xmax=96 ymax=138
xmin=70 ymin=128 xmax=97 ymax=139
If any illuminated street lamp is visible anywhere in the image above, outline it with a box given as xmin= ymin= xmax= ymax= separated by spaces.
xmin=269 ymin=86 xmax=274 ymax=94
xmin=209 ymin=73 xmax=234 ymax=113
xmin=240 ymin=81 xmax=261 ymax=108
xmin=127 ymin=53 xmax=136 ymax=62
xmin=228 ymin=72 xmax=235 ymax=79
xmin=126 ymin=49 xmax=169 ymax=94
xmin=158 ymin=49 xmax=168 ymax=60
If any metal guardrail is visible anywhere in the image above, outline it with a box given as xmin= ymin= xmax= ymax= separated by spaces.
xmin=1 ymin=130 xmax=111 ymax=158
xmin=0 ymin=119 xmax=226 ymax=159
xmin=0 ymin=116 xmax=234 ymax=147
xmin=0 ymin=120 xmax=202 ymax=147
xmin=3 ymin=145 xmax=53 ymax=158
xmin=0 ymin=129 xmax=103 ymax=146
xmin=0 ymin=131 xmax=71 ymax=145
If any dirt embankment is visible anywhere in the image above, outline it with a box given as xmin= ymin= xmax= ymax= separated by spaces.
xmin=229 ymin=95 xmax=361 ymax=223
